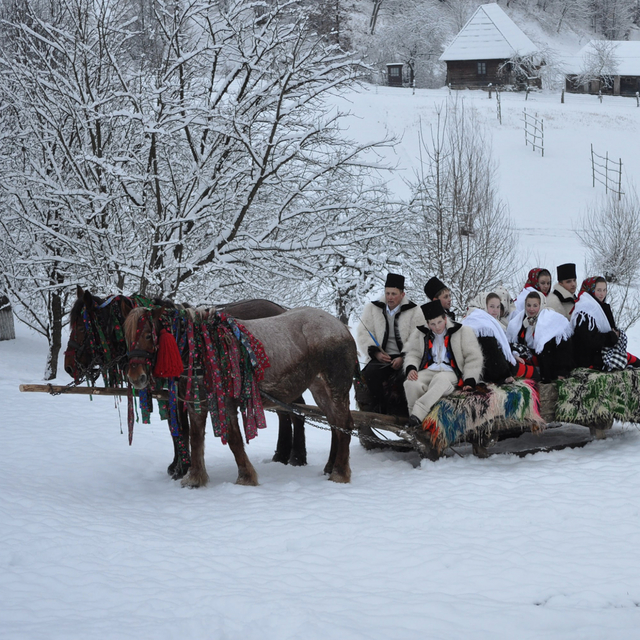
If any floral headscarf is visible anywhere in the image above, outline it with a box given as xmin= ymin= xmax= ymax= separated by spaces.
xmin=524 ymin=268 xmax=549 ymax=295
xmin=578 ymin=277 xmax=599 ymax=299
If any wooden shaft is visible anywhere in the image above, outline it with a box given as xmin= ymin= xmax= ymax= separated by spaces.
xmin=19 ymin=384 xmax=168 ymax=399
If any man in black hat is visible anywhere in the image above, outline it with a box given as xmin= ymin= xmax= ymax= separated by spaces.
xmin=356 ymin=273 xmax=422 ymax=414
xmin=547 ymin=263 xmax=577 ymax=319
xmin=424 ymin=276 xmax=456 ymax=321
xmin=403 ymin=300 xmax=483 ymax=427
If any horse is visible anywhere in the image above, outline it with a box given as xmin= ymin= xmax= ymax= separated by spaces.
xmin=64 ymin=289 xmax=307 ymax=477
xmin=123 ymin=305 xmax=357 ymax=485
xmin=64 ymin=287 xmax=192 ymax=480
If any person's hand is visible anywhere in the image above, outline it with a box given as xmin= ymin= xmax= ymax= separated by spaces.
xmin=504 ymin=376 xmax=515 ymax=384
xmin=375 ymin=350 xmax=391 ymax=363
xmin=615 ymin=329 xmax=620 ymax=336
xmin=463 ymin=385 xmax=473 ymax=391
xmin=390 ymin=356 xmax=403 ymax=370
xmin=407 ymin=370 xmax=418 ymax=381
xmin=516 ymin=356 xmax=525 ymax=365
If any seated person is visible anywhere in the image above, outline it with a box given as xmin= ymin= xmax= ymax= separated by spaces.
xmin=465 ymin=285 xmax=515 ymax=331
xmin=424 ymin=276 xmax=456 ymax=321
xmin=404 ymin=300 xmax=483 ymax=427
xmin=547 ymin=263 xmax=578 ymax=320
xmin=506 ymin=291 xmax=573 ymax=383
xmin=514 ymin=267 xmax=552 ymax=313
xmin=463 ymin=294 xmax=516 ymax=384
xmin=356 ymin=273 xmax=422 ymax=413
xmin=571 ymin=277 xmax=640 ymax=371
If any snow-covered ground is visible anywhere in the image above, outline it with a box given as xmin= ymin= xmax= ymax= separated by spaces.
xmin=4 ymin=88 xmax=640 ymax=639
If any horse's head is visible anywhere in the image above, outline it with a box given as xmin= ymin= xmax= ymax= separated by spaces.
xmin=123 ymin=306 xmax=164 ymax=389
xmin=64 ymin=286 xmax=98 ymax=381
xmin=64 ymin=285 xmax=134 ymax=382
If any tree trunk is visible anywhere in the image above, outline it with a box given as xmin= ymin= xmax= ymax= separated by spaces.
xmin=44 ymin=291 xmax=63 ymax=380
xmin=0 ymin=296 xmax=16 ymax=341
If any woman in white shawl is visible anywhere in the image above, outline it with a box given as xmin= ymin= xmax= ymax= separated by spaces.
xmin=571 ymin=277 xmax=639 ymax=371
xmin=506 ymin=290 xmax=574 ymax=383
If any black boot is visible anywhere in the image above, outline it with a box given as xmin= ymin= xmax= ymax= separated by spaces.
xmin=406 ymin=414 xmax=421 ymax=428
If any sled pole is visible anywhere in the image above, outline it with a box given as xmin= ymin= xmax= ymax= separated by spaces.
xmin=19 ymin=384 xmax=168 ymax=399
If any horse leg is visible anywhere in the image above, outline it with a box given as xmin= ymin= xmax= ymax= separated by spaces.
xmin=289 ymin=403 xmax=307 ymax=467
xmin=225 ymin=399 xmax=259 ymax=486
xmin=290 ymin=419 xmax=307 ymax=467
xmin=169 ymin=401 xmax=191 ymax=480
xmin=181 ymin=407 xmax=209 ymax=488
xmin=310 ymin=380 xmax=353 ymax=484
xmin=272 ymin=411 xmax=293 ymax=464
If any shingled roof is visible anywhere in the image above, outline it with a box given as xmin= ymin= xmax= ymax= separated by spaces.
xmin=439 ymin=3 xmax=539 ymax=62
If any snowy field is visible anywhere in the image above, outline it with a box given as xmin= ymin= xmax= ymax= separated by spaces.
xmin=4 ymin=87 xmax=640 ymax=639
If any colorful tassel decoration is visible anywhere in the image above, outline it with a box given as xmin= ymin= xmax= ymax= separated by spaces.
xmin=153 ymin=329 xmax=184 ymax=378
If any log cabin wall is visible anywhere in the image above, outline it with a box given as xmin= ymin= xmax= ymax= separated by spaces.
xmin=446 ymin=60 xmax=508 ymax=88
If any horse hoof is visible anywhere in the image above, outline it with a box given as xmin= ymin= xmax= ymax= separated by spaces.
xmin=171 ymin=464 xmax=189 ymax=481
xmin=323 ymin=462 xmax=333 ymax=475
xmin=180 ymin=471 xmax=208 ymax=488
xmin=167 ymin=462 xmax=177 ymax=476
xmin=272 ymin=451 xmax=289 ymax=465
xmin=328 ymin=469 xmax=351 ymax=484
xmin=236 ymin=473 xmax=259 ymax=486
xmin=288 ymin=453 xmax=307 ymax=467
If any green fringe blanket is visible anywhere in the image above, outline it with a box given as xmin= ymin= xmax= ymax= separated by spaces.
xmin=422 ymin=379 xmax=544 ymax=453
xmin=555 ymin=367 xmax=640 ymax=425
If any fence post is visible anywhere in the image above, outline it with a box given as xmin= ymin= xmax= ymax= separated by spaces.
xmin=598 ymin=90 xmax=603 ymax=103
xmin=561 ymin=88 xmax=565 ymax=104
xmin=605 ymin=151 xmax=609 ymax=194
xmin=636 ymin=91 xmax=639 ymax=107
xmin=496 ymin=90 xmax=502 ymax=124
xmin=591 ymin=144 xmax=595 ymax=188
xmin=619 ymin=159 xmax=623 ymax=201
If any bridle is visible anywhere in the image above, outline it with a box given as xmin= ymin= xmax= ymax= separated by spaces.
xmin=126 ymin=309 xmax=159 ymax=376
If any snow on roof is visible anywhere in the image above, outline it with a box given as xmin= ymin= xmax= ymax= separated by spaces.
xmin=439 ymin=3 xmax=539 ymax=62
xmin=565 ymin=41 xmax=640 ymax=76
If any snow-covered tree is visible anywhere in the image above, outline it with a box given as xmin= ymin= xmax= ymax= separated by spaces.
xmin=0 ymin=0 xmax=394 ymax=374
xmin=403 ymin=98 xmax=518 ymax=313
xmin=573 ymin=39 xmax=620 ymax=89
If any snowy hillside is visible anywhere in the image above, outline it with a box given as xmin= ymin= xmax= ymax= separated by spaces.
xmin=4 ymin=88 xmax=640 ymax=639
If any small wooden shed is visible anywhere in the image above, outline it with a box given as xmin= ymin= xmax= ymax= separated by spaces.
xmin=566 ymin=41 xmax=640 ymax=96
xmin=439 ymin=3 xmax=540 ymax=89
xmin=386 ymin=63 xmax=404 ymax=87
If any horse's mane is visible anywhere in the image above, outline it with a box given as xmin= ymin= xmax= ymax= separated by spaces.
xmin=69 ymin=291 xmax=105 ymax=325
xmin=123 ymin=307 xmax=148 ymax=346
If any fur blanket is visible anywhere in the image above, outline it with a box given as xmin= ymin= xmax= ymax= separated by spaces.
xmin=422 ymin=379 xmax=544 ymax=453
xmin=555 ymin=368 xmax=640 ymax=425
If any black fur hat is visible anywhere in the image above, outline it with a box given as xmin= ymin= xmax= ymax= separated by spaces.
xmin=556 ymin=263 xmax=576 ymax=281
xmin=385 ymin=273 xmax=405 ymax=290
xmin=424 ymin=276 xmax=447 ymax=300
xmin=421 ymin=300 xmax=446 ymax=321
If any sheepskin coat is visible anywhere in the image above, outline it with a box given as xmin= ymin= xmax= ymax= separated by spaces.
xmin=404 ymin=318 xmax=484 ymax=387
xmin=357 ymin=297 xmax=422 ymax=364
xmin=547 ymin=284 xmax=576 ymax=319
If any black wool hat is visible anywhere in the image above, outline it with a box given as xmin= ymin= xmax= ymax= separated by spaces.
xmin=424 ymin=276 xmax=447 ymax=300
xmin=421 ymin=300 xmax=446 ymax=321
xmin=385 ymin=273 xmax=405 ymax=290
xmin=556 ymin=263 xmax=577 ymax=281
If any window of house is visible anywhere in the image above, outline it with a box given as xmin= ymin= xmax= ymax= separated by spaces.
xmin=389 ymin=67 xmax=400 ymax=77
xmin=477 ymin=62 xmax=487 ymax=75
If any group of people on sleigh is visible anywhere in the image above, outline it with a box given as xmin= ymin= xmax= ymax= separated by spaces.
xmin=356 ymin=266 xmax=639 ymax=427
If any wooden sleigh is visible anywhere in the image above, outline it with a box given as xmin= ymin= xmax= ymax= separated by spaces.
xmin=20 ymin=367 xmax=640 ymax=461
xmin=345 ymin=367 xmax=640 ymax=460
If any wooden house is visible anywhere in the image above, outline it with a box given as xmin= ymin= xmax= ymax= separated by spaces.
xmin=565 ymin=41 xmax=640 ymax=96
xmin=439 ymin=3 xmax=540 ymax=89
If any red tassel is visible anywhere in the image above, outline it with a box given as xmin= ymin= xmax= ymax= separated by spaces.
xmin=154 ymin=329 xmax=184 ymax=378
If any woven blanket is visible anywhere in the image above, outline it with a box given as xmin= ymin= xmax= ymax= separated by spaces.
xmin=422 ymin=379 xmax=544 ymax=453
xmin=555 ymin=368 xmax=640 ymax=425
